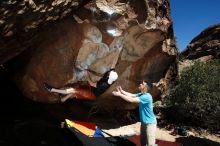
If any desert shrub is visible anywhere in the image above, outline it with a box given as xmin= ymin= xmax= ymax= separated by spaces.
xmin=165 ymin=60 xmax=220 ymax=131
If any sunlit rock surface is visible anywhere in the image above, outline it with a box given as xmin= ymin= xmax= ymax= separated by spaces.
xmin=0 ymin=0 xmax=84 ymax=63
xmin=182 ymin=23 xmax=220 ymax=60
xmin=179 ymin=23 xmax=220 ymax=74
xmin=1 ymin=0 xmax=178 ymax=107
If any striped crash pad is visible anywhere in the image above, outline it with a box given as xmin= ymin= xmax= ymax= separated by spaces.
xmin=64 ymin=119 xmax=182 ymax=146
xmin=65 ymin=119 xmax=103 ymax=137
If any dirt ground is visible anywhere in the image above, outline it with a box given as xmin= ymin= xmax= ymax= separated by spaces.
xmin=102 ymin=122 xmax=220 ymax=146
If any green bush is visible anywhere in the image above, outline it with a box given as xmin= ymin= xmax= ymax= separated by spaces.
xmin=165 ymin=60 xmax=220 ymax=131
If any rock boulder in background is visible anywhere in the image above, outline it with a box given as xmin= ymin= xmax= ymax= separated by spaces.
xmin=182 ymin=23 xmax=220 ymax=60
xmin=179 ymin=23 xmax=220 ymax=74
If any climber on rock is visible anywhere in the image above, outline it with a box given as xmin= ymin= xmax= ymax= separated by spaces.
xmin=43 ymin=69 xmax=118 ymax=103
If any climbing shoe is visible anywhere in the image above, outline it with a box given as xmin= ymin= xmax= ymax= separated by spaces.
xmin=43 ymin=82 xmax=53 ymax=92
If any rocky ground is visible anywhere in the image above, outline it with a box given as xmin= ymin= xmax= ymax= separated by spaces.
xmin=100 ymin=114 xmax=220 ymax=145
xmin=101 ymin=121 xmax=220 ymax=146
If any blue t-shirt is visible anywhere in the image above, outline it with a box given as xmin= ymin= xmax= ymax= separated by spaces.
xmin=136 ymin=93 xmax=157 ymax=124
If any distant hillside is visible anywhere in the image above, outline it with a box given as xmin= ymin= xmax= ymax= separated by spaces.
xmin=178 ymin=23 xmax=220 ymax=73
xmin=181 ymin=23 xmax=220 ymax=60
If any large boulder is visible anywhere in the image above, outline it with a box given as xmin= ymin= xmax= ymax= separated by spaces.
xmin=179 ymin=23 xmax=220 ymax=74
xmin=2 ymin=0 xmax=178 ymax=109
xmin=181 ymin=23 xmax=220 ymax=60
xmin=0 ymin=0 xmax=82 ymax=64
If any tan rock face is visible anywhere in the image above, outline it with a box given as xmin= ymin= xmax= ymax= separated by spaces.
xmin=2 ymin=0 xmax=178 ymax=108
xmin=181 ymin=23 xmax=220 ymax=60
xmin=0 ymin=0 xmax=81 ymax=63
xmin=179 ymin=23 xmax=220 ymax=75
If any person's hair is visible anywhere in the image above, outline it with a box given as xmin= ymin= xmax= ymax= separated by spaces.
xmin=146 ymin=83 xmax=153 ymax=90
xmin=142 ymin=82 xmax=153 ymax=93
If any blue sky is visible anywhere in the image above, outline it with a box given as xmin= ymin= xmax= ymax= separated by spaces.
xmin=170 ymin=0 xmax=220 ymax=52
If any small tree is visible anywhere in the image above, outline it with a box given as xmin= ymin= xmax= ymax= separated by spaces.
xmin=165 ymin=60 xmax=220 ymax=131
